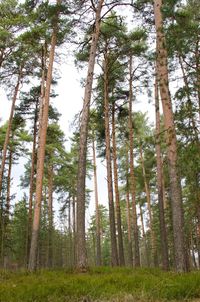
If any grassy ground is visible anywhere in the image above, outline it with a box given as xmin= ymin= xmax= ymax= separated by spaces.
xmin=0 ymin=267 xmax=200 ymax=302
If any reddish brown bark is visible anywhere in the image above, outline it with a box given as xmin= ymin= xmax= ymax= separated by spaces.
xmin=28 ymin=1 xmax=60 ymax=271
xmin=155 ymin=75 xmax=169 ymax=270
xmin=76 ymin=0 xmax=104 ymax=271
xmin=154 ymin=0 xmax=187 ymax=272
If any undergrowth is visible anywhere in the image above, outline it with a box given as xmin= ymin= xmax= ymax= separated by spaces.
xmin=0 ymin=267 xmax=200 ymax=302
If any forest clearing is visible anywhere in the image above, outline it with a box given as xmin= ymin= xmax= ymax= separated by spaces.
xmin=0 ymin=0 xmax=200 ymax=300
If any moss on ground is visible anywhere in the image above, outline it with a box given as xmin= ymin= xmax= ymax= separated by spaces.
xmin=0 ymin=267 xmax=200 ymax=302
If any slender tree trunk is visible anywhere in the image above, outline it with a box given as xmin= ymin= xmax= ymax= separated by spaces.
xmin=154 ymin=0 xmax=187 ymax=272
xmin=26 ymin=101 xmax=38 ymax=265
xmin=139 ymin=145 xmax=157 ymax=266
xmin=0 ymin=71 xmax=22 ymax=196
xmin=155 ymin=75 xmax=169 ymax=270
xmin=112 ymin=103 xmax=125 ymax=266
xmin=47 ymin=164 xmax=53 ymax=268
xmin=72 ymin=195 xmax=76 ymax=267
xmin=28 ymin=2 xmax=60 ymax=271
xmin=125 ymin=181 xmax=133 ymax=267
xmin=76 ymin=0 xmax=104 ymax=271
xmin=3 ymin=147 xmax=12 ymax=268
xmin=92 ymin=137 xmax=101 ymax=266
xmin=128 ymin=56 xmax=140 ymax=267
xmin=139 ymin=204 xmax=149 ymax=267
xmin=103 ymin=51 xmax=118 ymax=266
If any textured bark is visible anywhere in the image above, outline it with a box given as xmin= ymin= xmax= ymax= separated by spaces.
xmin=195 ymin=39 xmax=200 ymax=120
xmin=28 ymin=2 xmax=59 ymax=271
xmin=154 ymin=0 xmax=187 ymax=272
xmin=155 ymin=75 xmax=169 ymax=270
xmin=104 ymin=52 xmax=118 ymax=266
xmin=76 ymin=0 xmax=104 ymax=271
xmin=47 ymin=164 xmax=53 ymax=268
xmin=0 ymin=72 xmax=21 ymax=197
xmin=112 ymin=103 xmax=125 ymax=266
xmin=128 ymin=56 xmax=140 ymax=267
xmin=139 ymin=145 xmax=157 ymax=266
xmin=92 ymin=137 xmax=101 ymax=266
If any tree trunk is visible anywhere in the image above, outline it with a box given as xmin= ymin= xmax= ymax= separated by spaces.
xmin=139 ymin=145 xmax=157 ymax=267
xmin=155 ymin=74 xmax=169 ymax=270
xmin=154 ymin=0 xmax=187 ymax=272
xmin=26 ymin=101 xmax=39 ymax=265
xmin=104 ymin=51 xmax=118 ymax=266
xmin=139 ymin=203 xmax=149 ymax=267
xmin=92 ymin=137 xmax=101 ymax=266
xmin=112 ymin=103 xmax=125 ymax=266
xmin=125 ymin=171 xmax=133 ymax=267
xmin=128 ymin=56 xmax=140 ymax=267
xmin=76 ymin=0 xmax=104 ymax=271
xmin=47 ymin=164 xmax=53 ymax=268
xmin=72 ymin=195 xmax=77 ymax=267
xmin=0 ymin=71 xmax=22 ymax=196
xmin=28 ymin=2 xmax=60 ymax=271
xmin=3 ymin=147 xmax=13 ymax=268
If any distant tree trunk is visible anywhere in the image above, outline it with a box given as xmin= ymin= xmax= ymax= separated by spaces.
xmin=128 ymin=56 xmax=140 ymax=267
xmin=47 ymin=164 xmax=53 ymax=268
xmin=103 ymin=51 xmax=118 ymax=266
xmin=28 ymin=2 xmax=60 ymax=271
xmin=0 ymin=71 xmax=22 ymax=197
xmin=112 ymin=103 xmax=125 ymax=266
xmin=155 ymin=74 xmax=169 ymax=270
xmin=125 ymin=174 xmax=133 ymax=266
xmin=92 ymin=137 xmax=101 ymax=266
xmin=72 ymin=194 xmax=77 ymax=267
xmin=139 ymin=203 xmax=149 ymax=267
xmin=26 ymin=101 xmax=39 ymax=265
xmin=154 ymin=0 xmax=187 ymax=272
xmin=3 ymin=147 xmax=13 ymax=268
xmin=76 ymin=0 xmax=104 ymax=271
xmin=139 ymin=145 xmax=157 ymax=267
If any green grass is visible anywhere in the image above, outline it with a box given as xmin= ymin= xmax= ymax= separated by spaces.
xmin=0 ymin=267 xmax=200 ymax=301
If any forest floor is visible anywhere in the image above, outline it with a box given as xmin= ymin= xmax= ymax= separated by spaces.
xmin=0 ymin=267 xmax=200 ymax=302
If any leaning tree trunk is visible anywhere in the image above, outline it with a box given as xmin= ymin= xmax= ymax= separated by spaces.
xmin=128 ymin=56 xmax=140 ymax=267
xmin=0 ymin=71 xmax=22 ymax=197
xmin=28 ymin=1 xmax=60 ymax=271
xmin=76 ymin=0 xmax=104 ymax=271
xmin=112 ymin=103 xmax=125 ymax=266
xmin=155 ymin=74 xmax=169 ymax=270
xmin=92 ymin=137 xmax=101 ymax=266
xmin=154 ymin=0 xmax=187 ymax=272
xmin=103 ymin=51 xmax=118 ymax=266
